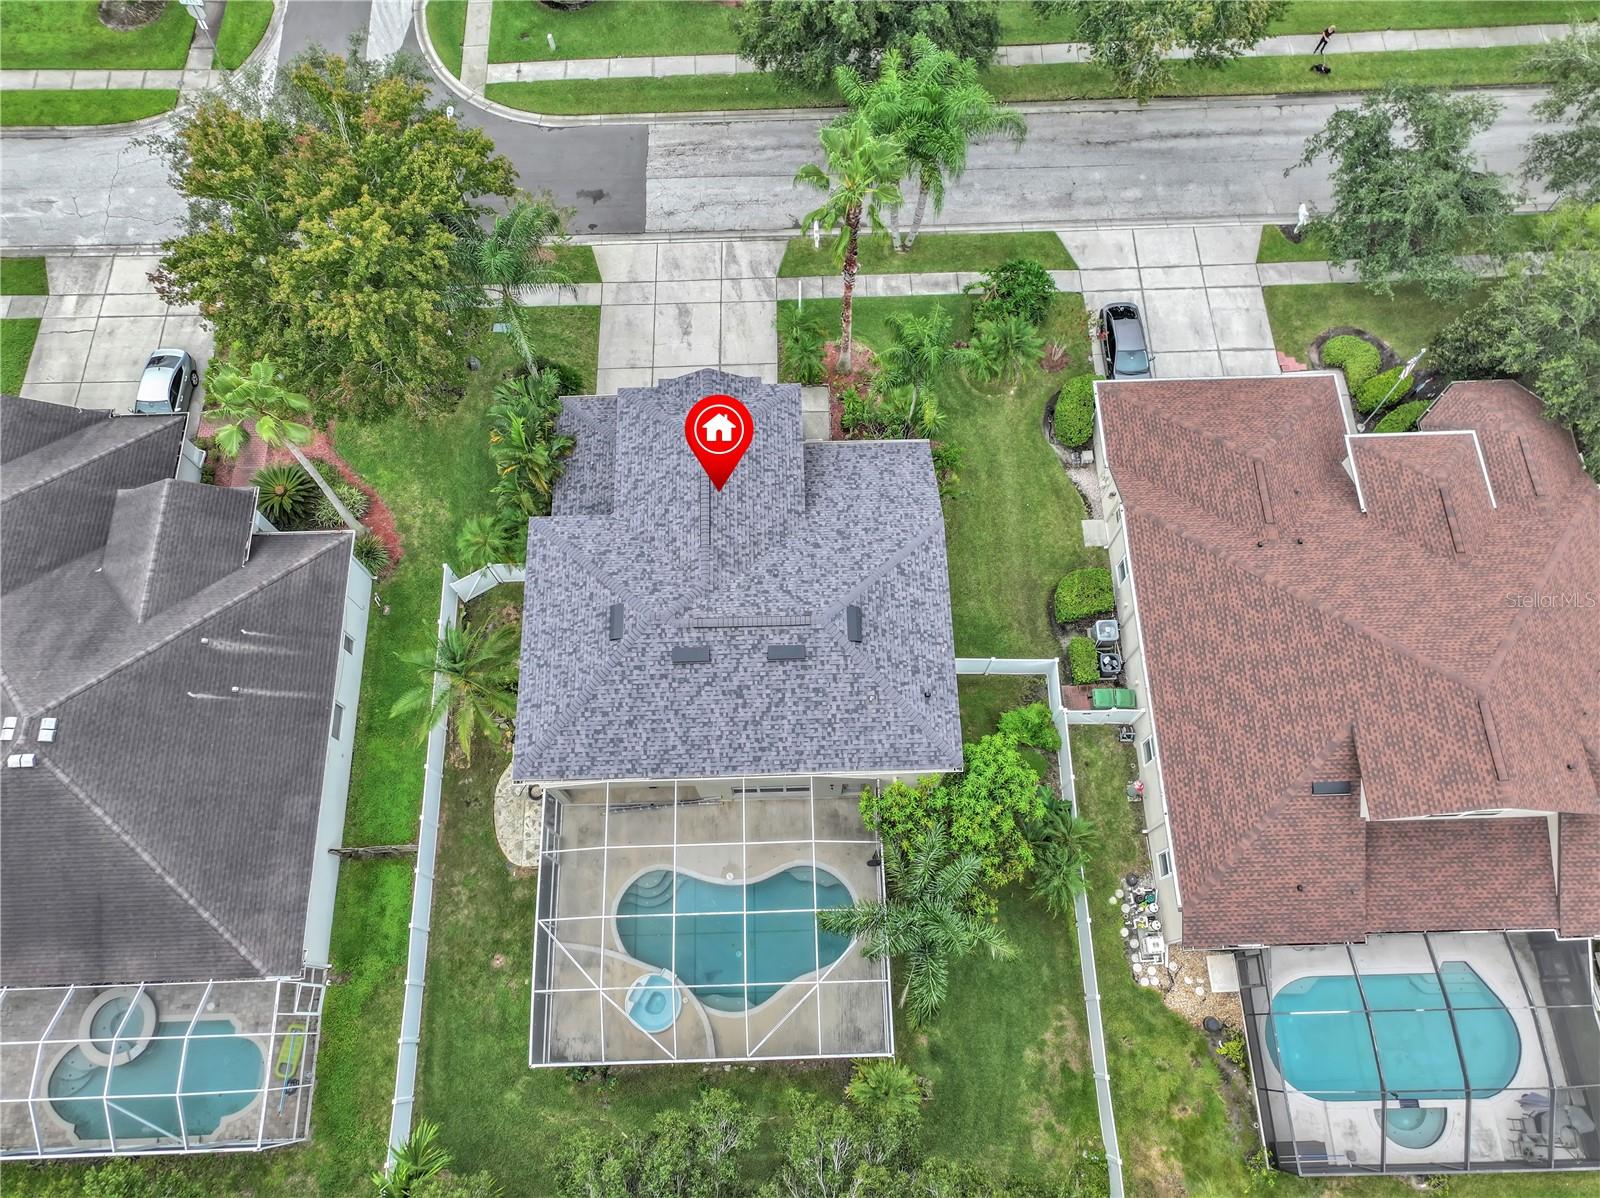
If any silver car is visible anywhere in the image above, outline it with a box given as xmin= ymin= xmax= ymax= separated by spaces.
xmin=134 ymin=348 xmax=199 ymax=415
xmin=1100 ymin=303 xmax=1153 ymax=380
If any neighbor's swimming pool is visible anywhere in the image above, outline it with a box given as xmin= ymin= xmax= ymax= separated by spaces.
xmin=1267 ymin=963 xmax=1520 ymax=1102
xmin=48 ymin=1020 xmax=263 ymax=1142
xmin=616 ymin=866 xmax=853 ymax=1010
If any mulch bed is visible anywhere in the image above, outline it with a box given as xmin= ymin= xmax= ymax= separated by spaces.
xmin=205 ymin=422 xmax=404 ymax=570
xmin=823 ymin=340 xmax=879 ymax=442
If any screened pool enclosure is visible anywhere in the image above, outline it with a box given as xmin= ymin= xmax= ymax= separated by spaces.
xmin=528 ymin=775 xmax=896 ymax=1066
xmin=1238 ymin=932 xmax=1599 ymax=1176
xmin=0 ymin=977 xmax=323 ymax=1159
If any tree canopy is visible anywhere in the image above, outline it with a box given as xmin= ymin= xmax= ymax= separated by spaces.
xmin=1036 ymin=0 xmax=1284 ymax=103
xmin=735 ymin=0 xmax=1000 ymax=89
xmin=1524 ymin=21 xmax=1600 ymax=204
xmin=1291 ymin=85 xmax=1515 ymax=299
xmin=149 ymin=49 xmax=515 ymax=419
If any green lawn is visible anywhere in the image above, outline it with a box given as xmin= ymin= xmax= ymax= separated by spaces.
xmin=1257 ymin=211 xmax=1554 ymax=263
xmin=2 ymin=318 xmax=41 ymax=393
xmin=778 ymin=231 xmax=1074 ymax=278
xmin=1262 ymin=281 xmax=1486 ymax=364
xmin=478 ymin=0 xmax=1595 ymax=64
xmin=1 ymin=257 xmax=48 ymax=296
xmin=489 ymin=42 xmax=1551 ymax=115
xmin=0 ymin=0 xmax=194 ymax=70
xmin=214 ymin=0 xmax=274 ymax=70
xmin=550 ymin=243 xmax=601 ymax=284
xmin=427 ymin=0 xmax=468 ymax=77
xmin=0 ymin=88 xmax=179 ymax=127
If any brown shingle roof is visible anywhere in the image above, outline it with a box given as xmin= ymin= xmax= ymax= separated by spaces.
xmin=1098 ymin=376 xmax=1599 ymax=947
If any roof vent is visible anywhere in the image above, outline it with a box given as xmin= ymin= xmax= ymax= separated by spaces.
xmin=671 ymin=645 xmax=711 ymax=664
xmin=766 ymin=644 xmax=806 ymax=661
xmin=846 ymin=605 xmax=863 ymax=643
xmin=608 ymin=603 xmax=624 ymax=641
xmin=1310 ymin=780 xmax=1353 ymax=796
xmin=37 ymin=717 xmax=57 ymax=743
xmin=5 ymin=753 xmax=36 ymax=769
xmin=0 ymin=716 xmax=17 ymax=742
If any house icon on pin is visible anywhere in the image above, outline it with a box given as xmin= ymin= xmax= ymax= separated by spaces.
xmin=701 ymin=412 xmax=737 ymax=443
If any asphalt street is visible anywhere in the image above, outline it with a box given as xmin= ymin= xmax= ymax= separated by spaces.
xmin=0 ymin=0 xmax=1552 ymax=249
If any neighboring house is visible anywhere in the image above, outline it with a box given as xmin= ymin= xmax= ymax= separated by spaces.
xmin=0 ymin=396 xmax=370 ymax=1159
xmin=514 ymin=369 xmax=962 ymax=1067
xmin=1093 ymin=374 xmax=1599 ymax=1177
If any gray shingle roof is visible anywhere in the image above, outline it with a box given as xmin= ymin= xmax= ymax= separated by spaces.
xmin=0 ymin=397 xmax=353 ymax=987
xmin=514 ymin=369 xmax=962 ymax=784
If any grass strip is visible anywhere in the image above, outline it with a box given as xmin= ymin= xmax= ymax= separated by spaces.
xmin=427 ymin=0 xmax=468 ymax=78
xmin=213 ymin=0 xmax=275 ymax=71
xmin=1262 ymin=281 xmax=1486 ymax=364
xmin=0 ymin=0 xmax=195 ymax=70
xmin=1258 ymin=211 xmax=1553 ymax=263
xmin=2 ymin=318 xmax=41 ymax=393
xmin=1 ymin=257 xmax=49 ymax=296
xmin=0 ymin=88 xmax=178 ymax=127
xmin=550 ymin=243 xmax=601 ymax=284
xmin=489 ymin=43 xmax=1548 ymax=116
xmin=778 ymin=231 xmax=1074 ymax=278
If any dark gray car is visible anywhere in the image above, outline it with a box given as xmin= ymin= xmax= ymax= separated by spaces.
xmin=134 ymin=348 xmax=199 ymax=415
xmin=1100 ymin=303 xmax=1152 ymax=379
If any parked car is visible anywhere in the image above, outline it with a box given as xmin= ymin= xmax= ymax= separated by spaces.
xmin=1100 ymin=303 xmax=1152 ymax=379
xmin=134 ymin=349 xmax=199 ymax=415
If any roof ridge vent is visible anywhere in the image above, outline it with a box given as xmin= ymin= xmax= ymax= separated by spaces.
xmin=846 ymin=605 xmax=863 ymax=643
xmin=1477 ymin=695 xmax=1509 ymax=782
xmin=766 ymin=644 xmax=806 ymax=661
xmin=671 ymin=645 xmax=711 ymax=664
xmin=608 ymin=603 xmax=624 ymax=641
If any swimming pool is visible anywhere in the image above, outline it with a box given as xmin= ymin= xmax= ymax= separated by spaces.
xmin=48 ymin=1020 xmax=263 ymax=1142
xmin=1267 ymin=963 xmax=1520 ymax=1102
xmin=615 ymin=866 xmax=853 ymax=1011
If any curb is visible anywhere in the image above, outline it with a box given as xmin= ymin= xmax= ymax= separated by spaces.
xmin=0 ymin=0 xmax=285 ymax=138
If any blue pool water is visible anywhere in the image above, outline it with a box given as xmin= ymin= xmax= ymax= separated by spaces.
xmin=1267 ymin=963 xmax=1520 ymax=1102
xmin=616 ymin=866 xmax=853 ymax=1010
xmin=626 ymin=973 xmax=682 ymax=1033
xmin=49 ymin=1020 xmax=263 ymax=1141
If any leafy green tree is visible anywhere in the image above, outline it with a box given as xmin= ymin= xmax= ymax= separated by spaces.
xmin=489 ymin=371 xmax=575 ymax=517
xmin=796 ymin=117 xmax=905 ymax=372
xmin=1035 ymin=0 xmax=1285 ymax=103
xmin=997 ymin=701 xmax=1061 ymax=752
xmin=1290 ymin=85 xmax=1515 ymax=300
xmin=1524 ymin=22 xmax=1600 ymax=204
xmin=845 ymin=1059 xmax=925 ymax=1122
xmin=373 ymin=1119 xmax=451 ymax=1198
xmin=1433 ymin=205 xmax=1600 ymax=478
xmin=201 ymin=353 xmax=314 ymax=458
xmin=836 ymin=35 xmax=1025 ymax=249
xmin=149 ymin=49 xmax=515 ymax=420
xmin=820 ymin=825 xmax=1017 ymax=1025
xmin=879 ymin=304 xmax=952 ymax=432
xmin=456 ymin=512 xmax=524 ymax=573
xmin=1029 ymin=805 xmax=1098 ymax=918
xmin=959 ymin=313 xmax=1046 ymax=385
xmin=447 ymin=195 xmax=574 ymax=371
xmin=555 ymin=1090 xmax=755 ymax=1198
xmin=759 ymin=1089 xmax=917 ymax=1198
xmin=390 ymin=620 xmax=519 ymax=763
xmin=735 ymin=0 xmax=1000 ymax=89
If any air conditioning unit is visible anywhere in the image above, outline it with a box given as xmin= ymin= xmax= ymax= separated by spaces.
xmin=1098 ymin=651 xmax=1123 ymax=678
xmin=1093 ymin=618 xmax=1120 ymax=647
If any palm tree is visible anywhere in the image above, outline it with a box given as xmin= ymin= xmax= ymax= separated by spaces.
xmin=819 ymin=826 xmax=1015 ymax=1026
xmin=390 ymin=621 xmax=519 ymax=763
xmin=837 ymin=35 xmax=1026 ymax=251
xmin=202 ymin=355 xmax=315 ymax=458
xmin=795 ymin=116 xmax=905 ymax=373
xmin=456 ymin=512 xmax=524 ymax=573
xmin=845 ymin=1059 xmax=925 ymax=1123
xmin=489 ymin=372 xmax=575 ymax=517
xmin=1029 ymin=806 xmax=1098 ymax=919
xmin=372 ymin=1118 xmax=450 ymax=1197
xmin=879 ymin=306 xmax=952 ymax=433
xmin=959 ymin=313 xmax=1045 ymax=386
xmin=448 ymin=196 xmax=573 ymax=370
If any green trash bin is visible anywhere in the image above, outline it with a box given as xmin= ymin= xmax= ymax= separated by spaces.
xmin=1091 ymin=687 xmax=1137 ymax=710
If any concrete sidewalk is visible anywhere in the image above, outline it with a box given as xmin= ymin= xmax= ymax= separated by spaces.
xmin=473 ymin=16 xmax=1576 ymax=87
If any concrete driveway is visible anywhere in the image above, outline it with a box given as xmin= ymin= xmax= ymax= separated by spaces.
xmin=1067 ymin=225 xmax=1280 ymax=378
xmin=19 ymin=254 xmax=212 ymax=409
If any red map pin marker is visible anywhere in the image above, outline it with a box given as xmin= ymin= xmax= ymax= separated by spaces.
xmin=685 ymin=393 xmax=754 ymax=491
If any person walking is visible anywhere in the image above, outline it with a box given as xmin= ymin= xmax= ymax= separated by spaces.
xmin=1313 ymin=24 xmax=1336 ymax=54
xmin=1311 ymin=23 xmax=1336 ymax=73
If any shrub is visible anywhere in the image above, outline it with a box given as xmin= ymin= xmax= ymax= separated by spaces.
xmin=998 ymin=701 xmax=1061 ymax=752
xmin=967 ymin=257 xmax=1057 ymax=327
xmin=958 ymin=313 xmax=1045 ymax=385
xmin=845 ymin=1059 xmax=925 ymax=1123
xmin=1028 ymin=804 xmax=1098 ymax=918
xmin=778 ymin=305 xmax=828 ymax=385
xmin=1067 ymin=636 xmax=1099 ymax=684
xmin=1053 ymin=374 xmax=1095 ymax=448
xmin=1373 ymin=398 xmax=1431 ymax=433
xmin=1356 ymin=365 xmax=1413 ymax=412
xmin=353 ymin=532 xmax=391 ymax=576
xmin=311 ymin=480 xmax=371 ymax=529
xmin=252 ymin=463 xmax=314 ymax=524
xmin=1320 ymin=334 xmax=1380 ymax=390
xmin=1216 ymin=1033 xmax=1249 ymax=1070
xmin=1054 ymin=567 xmax=1114 ymax=623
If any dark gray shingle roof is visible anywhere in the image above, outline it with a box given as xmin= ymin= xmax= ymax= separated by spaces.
xmin=514 ymin=369 xmax=962 ymax=783
xmin=0 ymin=397 xmax=353 ymax=987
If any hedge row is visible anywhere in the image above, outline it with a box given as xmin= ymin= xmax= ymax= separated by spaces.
xmin=1055 ymin=566 xmax=1114 ymax=623
xmin=1374 ymin=398 xmax=1431 ymax=433
xmin=1053 ymin=374 xmax=1095 ymax=448
xmin=1067 ymin=636 xmax=1099 ymax=685
xmin=1355 ymin=366 xmax=1413 ymax=413
xmin=1321 ymin=334 xmax=1380 ymax=390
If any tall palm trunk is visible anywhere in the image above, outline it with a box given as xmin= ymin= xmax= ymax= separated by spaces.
xmin=840 ymin=202 xmax=861 ymax=373
xmin=889 ymin=200 xmax=903 ymax=251
xmin=905 ymin=172 xmax=935 ymax=249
